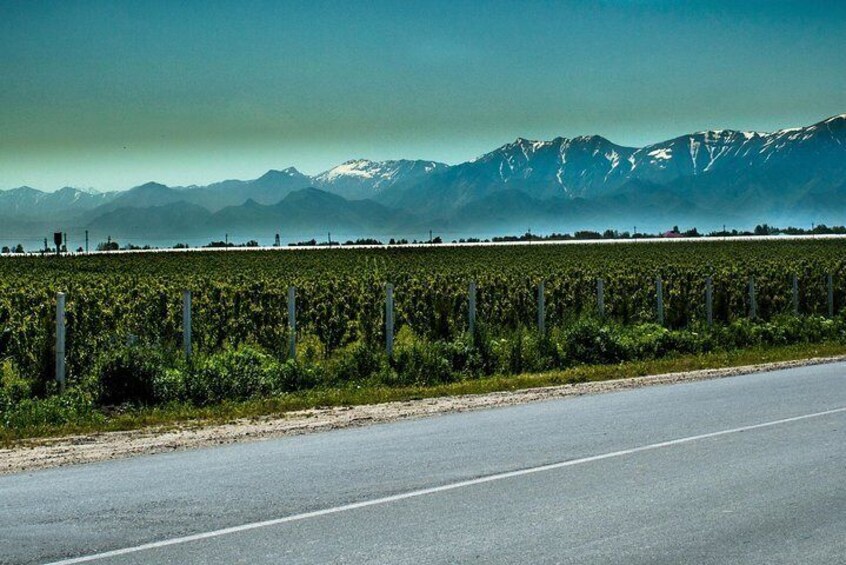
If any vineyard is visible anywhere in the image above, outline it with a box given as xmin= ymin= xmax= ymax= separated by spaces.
xmin=2 ymin=240 xmax=846 ymax=433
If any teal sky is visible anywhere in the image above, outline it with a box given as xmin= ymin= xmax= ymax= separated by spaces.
xmin=1 ymin=0 xmax=844 ymax=192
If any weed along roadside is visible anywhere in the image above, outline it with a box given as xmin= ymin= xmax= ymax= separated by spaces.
xmin=3 ymin=330 xmax=846 ymax=447
xmin=3 ymin=345 xmax=846 ymax=475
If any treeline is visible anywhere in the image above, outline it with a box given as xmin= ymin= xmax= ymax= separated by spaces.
xmin=4 ymin=223 xmax=846 ymax=255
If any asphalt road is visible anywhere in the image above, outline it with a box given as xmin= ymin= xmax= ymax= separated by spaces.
xmin=2 ymin=363 xmax=844 ymax=564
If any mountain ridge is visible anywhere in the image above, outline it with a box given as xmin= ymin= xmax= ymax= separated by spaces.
xmin=1 ymin=113 xmax=844 ymax=246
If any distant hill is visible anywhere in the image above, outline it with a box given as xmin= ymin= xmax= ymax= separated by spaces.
xmin=0 ymin=186 xmax=115 ymax=220
xmin=210 ymin=188 xmax=418 ymax=236
xmin=2 ymin=113 xmax=844 ymax=247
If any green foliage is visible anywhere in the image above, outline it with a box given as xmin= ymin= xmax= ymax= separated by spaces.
xmin=714 ymin=315 xmax=844 ymax=349
xmin=162 ymin=345 xmax=322 ymax=405
xmin=326 ymin=341 xmax=387 ymax=386
xmin=4 ymin=241 xmax=846 ymax=432
xmin=297 ymin=333 xmax=326 ymax=363
xmin=270 ymin=360 xmax=321 ymax=393
xmin=185 ymin=345 xmax=278 ymax=405
xmin=1 ymin=240 xmax=843 ymax=386
xmin=561 ymin=319 xmax=627 ymax=365
xmin=96 ymin=346 xmax=172 ymax=405
xmin=1 ymin=360 xmax=31 ymax=404
xmin=152 ymin=368 xmax=189 ymax=404
xmin=390 ymin=337 xmax=459 ymax=386
xmin=1 ymin=387 xmax=101 ymax=431
xmin=618 ymin=324 xmax=707 ymax=359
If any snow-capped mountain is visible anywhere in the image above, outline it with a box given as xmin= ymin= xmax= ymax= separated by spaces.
xmin=627 ymin=114 xmax=846 ymax=186
xmin=470 ymin=135 xmax=636 ymax=196
xmin=0 ymin=185 xmax=116 ymax=219
xmin=313 ymin=159 xmax=447 ymax=200
xmin=381 ymin=114 xmax=845 ymax=217
xmin=2 ymin=113 xmax=844 ymax=245
xmin=377 ymin=135 xmax=639 ymax=215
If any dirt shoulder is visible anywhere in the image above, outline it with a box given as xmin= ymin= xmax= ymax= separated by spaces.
xmin=3 ymin=355 xmax=844 ymax=476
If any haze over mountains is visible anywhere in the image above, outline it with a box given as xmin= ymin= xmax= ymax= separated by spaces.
xmin=2 ymin=114 xmax=845 ymax=248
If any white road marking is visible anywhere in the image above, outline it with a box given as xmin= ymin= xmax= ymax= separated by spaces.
xmin=47 ymin=406 xmax=846 ymax=564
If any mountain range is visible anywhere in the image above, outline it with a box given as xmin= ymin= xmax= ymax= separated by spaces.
xmin=1 ymin=114 xmax=844 ymax=247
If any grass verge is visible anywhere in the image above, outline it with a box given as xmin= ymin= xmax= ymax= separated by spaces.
xmin=3 ymin=341 xmax=846 ymax=446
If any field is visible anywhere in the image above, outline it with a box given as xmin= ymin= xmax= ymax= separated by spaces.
xmin=3 ymin=239 xmax=846 ymax=438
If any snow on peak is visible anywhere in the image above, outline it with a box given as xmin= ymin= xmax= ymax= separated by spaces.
xmin=530 ymin=140 xmax=549 ymax=151
xmin=570 ymin=134 xmax=608 ymax=145
xmin=647 ymin=147 xmax=673 ymax=160
xmin=690 ymin=129 xmax=751 ymax=141
xmin=259 ymin=168 xmax=303 ymax=180
xmin=509 ymin=137 xmax=550 ymax=152
xmin=318 ymin=160 xmax=380 ymax=181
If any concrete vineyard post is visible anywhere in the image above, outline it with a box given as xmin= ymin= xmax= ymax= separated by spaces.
xmin=183 ymin=290 xmax=192 ymax=360
xmin=749 ymin=276 xmax=757 ymax=320
xmin=55 ymin=292 xmax=66 ymax=391
xmin=288 ymin=286 xmax=296 ymax=360
xmin=386 ymin=283 xmax=394 ymax=356
xmin=597 ymin=278 xmax=605 ymax=318
xmin=656 ymin=276 xmax=664 ymax=326
xmin=705 ymin=276 xmax=713 ymax=327
xmin=792 ymin=274 xmax=799 ymax=316
xmin=468 ymin=281 xmax=476 ymax=336
xmin=827 ymin=273 xmax=834 ymax=318
xmin=537 ymin=281 xmax=545 ymax=336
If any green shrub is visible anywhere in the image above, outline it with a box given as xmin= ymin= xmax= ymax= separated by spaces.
xmin=618 ymin=324 xmax=709 ymax=359
xmin=1 ymin=359 xmax=31 ymax=404
xmin=1 ymin=387 xmax=101 ymax=431
xmin=520 ymin=332 xmax=560 ymax=373
xmin=487 ymin=328 xmax=533 ymax=375
xmin=779 ymin=315 xmax=842 ymax=343
xmin=152 ymin=368 xmax=188 ymax=403
xmin=560 ymin=320 xmax=626 ymax=365
xmin=185 ymin=345 xmax=277 ymax=405
xmin=267 ymin=359 xmax=321 ymax=392
xmin=96 ymin=346 xmax=171 ymax=405
xmin=326 ymin=341 xmax=386 ymax=385
xmin=390 ymin=339 xmax=456 ymax=386
xmin=443 ymin=334 xmax=487 ymax=377
xmin=467 ymin=324 xmax=498 ymax=375
xmin=297 ymin=334 xmax=327 ymax=363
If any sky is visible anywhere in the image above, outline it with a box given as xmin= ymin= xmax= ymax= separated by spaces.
xmin=1 ymin=0 xmax=844 ymax=192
